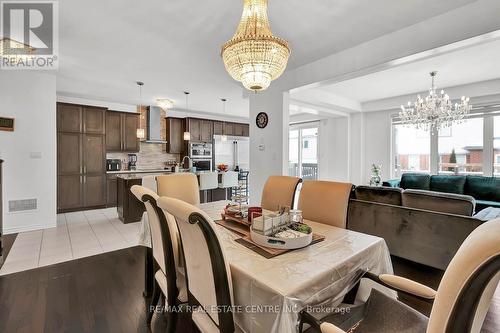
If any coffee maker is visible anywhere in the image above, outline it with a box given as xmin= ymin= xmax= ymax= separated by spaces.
xmin=128 ymin=154 xmax=137 ymax=171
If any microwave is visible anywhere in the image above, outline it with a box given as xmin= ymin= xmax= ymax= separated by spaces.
xmin=189 ymin=142 xmax=212 ymax=159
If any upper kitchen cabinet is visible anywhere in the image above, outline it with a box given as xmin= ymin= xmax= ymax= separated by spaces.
xmin=166 ymin=117 xmax=184 ymax=154
xmin=106 ymin=111 xmax=140 ymax=152
xmin=57 ymin=103 xmax=106 ymax=134
xmin=57 ymin=103 xmax=82 ymax=133
xmin=186 ymin=118 xmax=213 ymax=143
xmin=83 ymin=107 xmax=106 ymax=134
xmin=213 ymin=121 xmax=223 ymax=135
xmin=223 ymin=122 xmax=234 ymax=136
xmin=201 ymin=120 xmax=213 ymax=142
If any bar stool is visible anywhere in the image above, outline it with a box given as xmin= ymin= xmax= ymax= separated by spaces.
xmin=219 ymin=171 xmax=239 ymax=200
xmin=199 ymin=172 xmax=219 ymax=203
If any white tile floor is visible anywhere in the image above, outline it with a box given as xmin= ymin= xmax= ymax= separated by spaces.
xmin=0 ymin=208 xmax=141 ymax=276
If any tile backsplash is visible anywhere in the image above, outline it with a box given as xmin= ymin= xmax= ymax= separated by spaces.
xmin=107 ymin=142 xmax=180 ymax=170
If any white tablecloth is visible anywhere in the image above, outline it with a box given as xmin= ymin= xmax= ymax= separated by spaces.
xmin=138 ymin=201 xmax=393 ymax=332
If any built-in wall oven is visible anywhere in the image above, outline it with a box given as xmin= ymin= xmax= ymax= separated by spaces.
xmin=189 ymin=142 xmax=212 ymax=159
xmin=192 ymin=159 xmax=212 ymax=172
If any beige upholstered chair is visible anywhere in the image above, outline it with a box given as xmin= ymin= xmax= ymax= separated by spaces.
xmin=299 ymin=218 xmax=500 ymax=333
xmin=261 ymin=175 xmax=302 ymax=211
xmin=157 ymin=173 xmax=200 ymax=205
xmin=298 ymin=180 xmax=353 ymax=228
xmin=130 ymin=185 xmax=187 ymax=332
xmin=157 ymin=196 xmax=235 ymax=333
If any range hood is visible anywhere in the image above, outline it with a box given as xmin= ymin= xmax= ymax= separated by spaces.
xmin=145 ymin=106 xmax=168 ymax=143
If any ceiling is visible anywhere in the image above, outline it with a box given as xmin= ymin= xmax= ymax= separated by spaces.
xmin=317 ymin=39 xmax=500 ymax=103
xmin=57 ymin=0 xmax=476 ymax=117
xmin=291 ymin=37 xmax=500 ymax=115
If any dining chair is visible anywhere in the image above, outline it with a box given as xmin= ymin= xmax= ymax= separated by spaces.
xmin=157 ymin=173 xmax=200 ymax=205
xmin=130 ymin=185 xmax=187 ymax=332
xmin=261 ymin=175 xmax=302 ymax=211
xmin=157 ymin=196 xmax=235 ymax=333
xmin=219 ymin=171 xmax=239 ymax=200
xmin=199 ymin=172 xmax=219 ymax=203
xmin=142 ymin=175 xmax=157 ymax=192
xmin=297 ymin=180 xmax=354 ymax=228
xmin=299 ymin=218 xmax=500 ymax=333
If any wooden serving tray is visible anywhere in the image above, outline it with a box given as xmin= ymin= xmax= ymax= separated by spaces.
xmin=221 ymin=213 xmax=251 ymax=226
xmin=214 ymin=219 xmax=325 ymax=259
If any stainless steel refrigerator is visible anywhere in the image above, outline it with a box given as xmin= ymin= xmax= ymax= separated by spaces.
xmin=213 ymin=135 xmax=249 ymax=171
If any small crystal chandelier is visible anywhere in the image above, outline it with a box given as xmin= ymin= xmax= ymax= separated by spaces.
xmin=221 ymin=0 xmax=290 ymax=92
xmin=400 ymin=71 xmax=471 ymax=131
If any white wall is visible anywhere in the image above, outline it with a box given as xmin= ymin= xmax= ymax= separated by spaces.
xmin=249 ymin=89 xmax=289 ymax=205
xmin=318 ymin=117 xmax=349 ymax=181
xmin=0 ymin=72 xmax=57 ymax=234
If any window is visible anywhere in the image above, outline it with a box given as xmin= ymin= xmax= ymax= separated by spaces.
xmin=495 ymin=116 xmax=500 ymax=176
xmin=393 ymin=124 xmax=430 ymax=177
xmin=438 ymin=118 xmax=483 ymax=175
xmin=289 ymin=125 xmax=318 ymax=180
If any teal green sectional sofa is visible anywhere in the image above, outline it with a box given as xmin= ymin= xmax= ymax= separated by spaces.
xmin=383 ymin=173 xmax=500 ymax=211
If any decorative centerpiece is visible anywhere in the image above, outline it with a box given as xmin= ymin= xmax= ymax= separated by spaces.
xmin=369 ymin=164 xmax=382 ymax=187
xmin=250 ymin=209 xmax=313 ymax=249
xmin=217 ymin=164 xmax=229 ymax=172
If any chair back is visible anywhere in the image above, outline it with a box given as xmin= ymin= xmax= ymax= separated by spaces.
xmin=157 ymin=173 xmax=200 ymax=205
xmin=298 ymin=180 xmax=353 ymax=228
xmin=221 ymin=171 xmax=239 ymax=188
xmin=130 ymin=185 xmax=179 ymax=303
xmin=157 ymin=197 xmax=234 ymax=332
xmin=261 ymin=175 xmax=302 ymax=211
xmin=199 ymin=172 xmax=219 ymax=191
xmin=142 ymin=175 xmax=157 ymax=192
xmin=427 ymin=218 xmax=500 ymax=333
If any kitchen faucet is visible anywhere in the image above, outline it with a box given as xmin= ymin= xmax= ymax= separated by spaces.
xmin=181 ymin=155 xmax=192 ymax=170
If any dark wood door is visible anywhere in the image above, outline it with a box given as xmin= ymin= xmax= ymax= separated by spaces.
xmin=107 ymin=177 xmax=118 ymax=207
xmin=213 ymin=121 xmax=223 ymax=135
xmin=57 ymin=104 xmax=82 ymax=133
xmin=84 ymin=175 xmax=106 ymax=207
xmin=242 ymin=124 xmax=249 ymax=137
xmin=106 ymin=111 xmax=122 ymax=151
xmin=57 ymin=132 xmax=82 ymax=175
xmin=223 ymin=122 xmax=234 ymax=136
xmin=83 ymin=107 xmax=106 ymax=134
xmin=167 ymin=117 xmax=183 ymax=154
xmin=123 ymin=114 xmax=140 ymax=152
xmin=189 ymin=118 xmax=201 ymax=141
xmin=234 ymin=123 xmax=244 ymax=136
xmin=83 ymin=134 xmax=105 ymax=174
xmin=57 ymin=175 xmax=83 ymax=210
xmin=201 ymin=120 xmax=213 ymax=142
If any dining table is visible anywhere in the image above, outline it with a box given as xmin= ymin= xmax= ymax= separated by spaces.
xmin=139 ymin=200 xmax=393 ymax=333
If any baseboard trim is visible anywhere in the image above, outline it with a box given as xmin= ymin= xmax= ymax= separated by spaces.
xmin=3 ymin=222 xmax=57 ymax=235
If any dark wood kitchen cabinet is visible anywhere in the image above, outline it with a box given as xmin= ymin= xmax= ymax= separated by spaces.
xmin=223 ymin=122 xmax=234 ymax=136
xmin=213 ymin=121 xmax=223 ymax=135
xmin=107 ymin=175 xmax=118 ymax=207
xmin=201 ymin=120 xmax=213 ymax=142
xmin=187 ymin=118 xmax=202 ymax=142
xmin=105 ymin=111 xmax=140 ymax=152
xmin=57 ymin=103 xmax=107 ymax=213
xmin=186 ymin=118 xmax=213 ymax=143
xmin=166 ymin=117 xmax=184 ymax=154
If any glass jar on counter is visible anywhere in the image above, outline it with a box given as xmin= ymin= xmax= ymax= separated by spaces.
xmin=289 ymin=209 xmax=303 ymax=224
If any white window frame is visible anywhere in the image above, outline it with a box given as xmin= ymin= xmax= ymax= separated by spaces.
xmin=289 ymin=122 xmax=319 ymax=179
xmin=391 ymin=105 xmax=500 ymax=178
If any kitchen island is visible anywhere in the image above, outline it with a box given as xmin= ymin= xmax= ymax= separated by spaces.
xmin=116 ymin=171 xmax=236 ymax=223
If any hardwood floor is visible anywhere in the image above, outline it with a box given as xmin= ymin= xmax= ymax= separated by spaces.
xmin=0 ymin=247 xmax=497 ymax=332
xmin=0 ymin=246 xmax=197 ymax=333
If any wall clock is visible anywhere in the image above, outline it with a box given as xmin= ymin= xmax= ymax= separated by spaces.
xmin=256 ymin=112 xmax=268 ymax=129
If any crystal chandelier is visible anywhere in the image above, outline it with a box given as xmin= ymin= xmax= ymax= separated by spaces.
xmin=221 ymin=0 xmax=290 ymax=92
xmin=400 ymin=71 xmax=471 ymax=131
